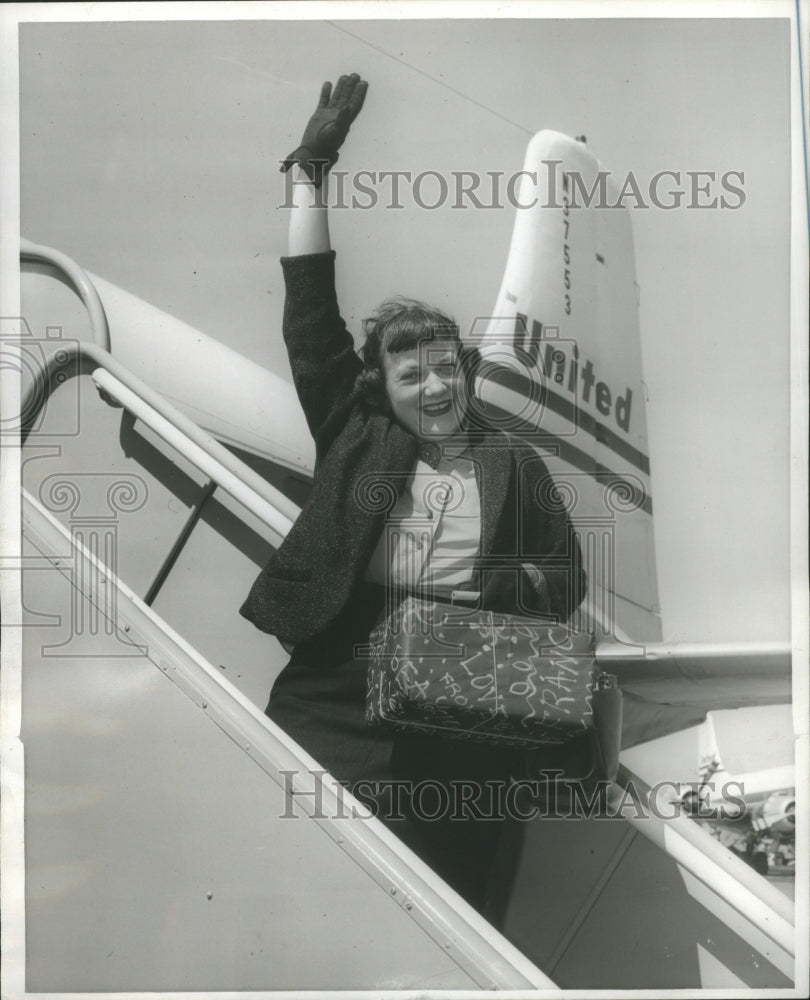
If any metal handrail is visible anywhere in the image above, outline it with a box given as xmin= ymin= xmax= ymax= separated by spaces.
xmin=20 ymin=237 xmax=300 ymax=531
xmin=20 ymin=237 xmax=111 ymax=351
xmin=610 ymin=765 xmax=795 ymax=955
xmin=20 ymin=337 xmax=301 ymax=535
xmin=92 ymin=367 xmax=296 ymax=541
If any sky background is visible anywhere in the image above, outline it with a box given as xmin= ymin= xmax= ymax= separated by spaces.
xmin=16 ymin=11 xmax=795 ymax=650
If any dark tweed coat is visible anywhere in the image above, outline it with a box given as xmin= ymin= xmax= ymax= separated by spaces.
xmin=240 ymin=251 xmax=585 ymax=646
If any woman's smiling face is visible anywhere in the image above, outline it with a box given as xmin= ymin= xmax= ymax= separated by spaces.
xmin=383 ymin=342 xmax=466 ymax=440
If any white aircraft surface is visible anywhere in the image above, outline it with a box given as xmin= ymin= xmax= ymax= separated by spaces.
xmin=1 ymin=9 xmax=807 ymax=997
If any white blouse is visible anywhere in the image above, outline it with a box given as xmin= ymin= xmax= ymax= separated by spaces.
xmin=364 ymin=445 xmax=481 ymax=593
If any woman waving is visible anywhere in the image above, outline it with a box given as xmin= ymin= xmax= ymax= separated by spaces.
xmin=242 ymin=74 xmax=587 ymax=916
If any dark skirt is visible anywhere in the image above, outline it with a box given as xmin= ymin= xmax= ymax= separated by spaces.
xmin=266 ymin=583 xmax=530 ymax=915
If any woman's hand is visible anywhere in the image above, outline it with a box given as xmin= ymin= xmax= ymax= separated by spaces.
xmin=281 ymin=73 xmax=368 ymax=188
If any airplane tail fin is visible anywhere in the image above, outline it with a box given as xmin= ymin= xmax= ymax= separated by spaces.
xmin=471 ymin=131 xmax=660 ymax=643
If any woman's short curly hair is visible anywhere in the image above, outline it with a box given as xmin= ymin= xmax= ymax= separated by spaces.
xmin=356 ymin=296 xmax=479 ymax=412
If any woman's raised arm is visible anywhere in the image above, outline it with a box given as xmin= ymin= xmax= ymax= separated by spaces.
xmin=281 ymin=73 xmax=367 ymax=256
xmin=287 ymin=167 xmax=332 ymax=255
xmin=277 ymin=75 xmax=369 ymax=452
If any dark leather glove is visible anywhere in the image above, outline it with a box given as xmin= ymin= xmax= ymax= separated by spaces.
xmin=281 ymin=73 xmax=368 ymax=188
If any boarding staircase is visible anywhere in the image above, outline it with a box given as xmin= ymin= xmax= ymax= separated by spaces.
xmin=2 ymin=242 xmax=795 ymax=992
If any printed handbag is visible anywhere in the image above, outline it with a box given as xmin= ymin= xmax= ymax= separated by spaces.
xmin=366 ymin=596 xmax=620 ymax=772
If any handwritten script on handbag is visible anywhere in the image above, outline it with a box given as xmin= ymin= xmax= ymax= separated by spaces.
xmin=366 ymin=598 xmax=597 ymax=748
